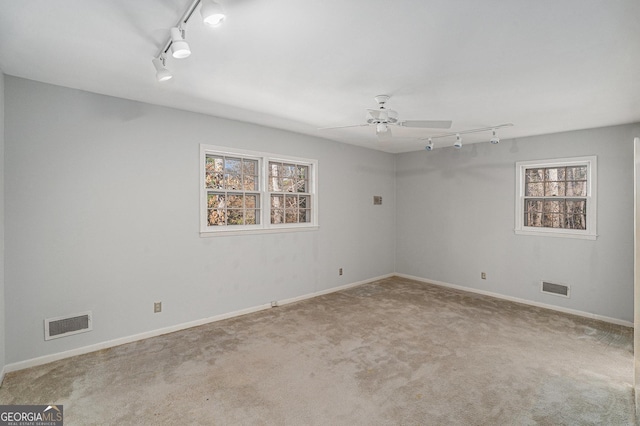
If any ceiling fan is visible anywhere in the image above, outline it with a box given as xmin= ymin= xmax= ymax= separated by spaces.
xmin=319 ymin=95 xmax=452 ymax=139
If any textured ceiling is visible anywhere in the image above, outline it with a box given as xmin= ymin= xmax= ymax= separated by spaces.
xmin=1 ymin=0 xmax=639 ymax=153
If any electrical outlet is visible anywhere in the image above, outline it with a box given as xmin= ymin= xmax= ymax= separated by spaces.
xmin=154 ymin=302 xmax=162 ymax=313
xmin=339 ymin=268 xmax=343 ymax=276
xmin=481 ymin=272 xmax=486 ymax=280
xmin=271 ymin=301 xmax=279 ymax=308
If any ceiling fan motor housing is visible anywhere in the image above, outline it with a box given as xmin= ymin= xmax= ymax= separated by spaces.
xmin=366 ymin=108 xmax=399 ymax=125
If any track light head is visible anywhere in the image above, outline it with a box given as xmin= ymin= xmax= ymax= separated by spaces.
xmin=170 ymin=27 xmax=191 ymax=59
xmin=152 ymin=55 xmax=172 ymax=82
xmin=454 ymin=134 xmax=462 ymax=149
xmin=490 ymin=129 xmax=500 ymax=144
xmin=425 ymin=138 xmax=434 ymax=151
xmin=201 ymin=0 xmax=226 ymax=27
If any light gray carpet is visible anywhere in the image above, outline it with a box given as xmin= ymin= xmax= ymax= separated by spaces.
xmin=0 ymin=277 xmax=635 ymax=425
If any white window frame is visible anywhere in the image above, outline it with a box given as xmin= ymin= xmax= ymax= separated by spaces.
xmin=514 ymin=156 xmax=597 ymax=240
xmin=200 ymin=144 xmax=318 ymax=236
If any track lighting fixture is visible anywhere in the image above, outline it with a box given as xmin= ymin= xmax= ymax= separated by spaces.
xmin=490 ymin=129 xmax=500 ymax=144
xmin=425 ymin=138 xmax=434 ymax=151
xmin=200 ymin=0 xmax=226 ymax=27
xmin=454 ymin=134 xmax=462 ymax=149
xmin=423 ymin=123 xmax=513 ymax=151
xmin=170 ymin=27 xmax=191 ymax=59
xmin=152 ymin=54 xmax=172 ymax=82
xmin=153 ymin=0 xmax=227 ymax=80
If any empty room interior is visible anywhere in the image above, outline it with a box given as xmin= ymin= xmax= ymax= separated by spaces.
xmin=0 ymin=0 xmax=640 ymax=424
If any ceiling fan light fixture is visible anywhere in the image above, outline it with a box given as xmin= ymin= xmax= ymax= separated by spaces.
xmin=490 ymin=129 xmax=500 ymax=144
xmin=200 ymin=0 xmax=226 ymax=27
xmin=376 ymin=123 xmax=388 ymax=134
xmin=152 ymin=55 xmax=172 ymax=82
xmin=170 ymin=27 xmax=191 ymax=59
xmin=425 ymin=138 xmax=434 ymax=151
xmin=454 ymin=134 xmax=462 ymax=149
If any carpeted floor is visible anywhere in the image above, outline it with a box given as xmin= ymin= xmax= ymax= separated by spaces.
xmin=0 ymin=276 xmax=636 ymax=425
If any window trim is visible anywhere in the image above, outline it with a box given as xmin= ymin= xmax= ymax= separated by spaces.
xmin=200 ymin=144 xmax=318 ymax=236
xmin=514 ymin=156 xmax=597 ymax=240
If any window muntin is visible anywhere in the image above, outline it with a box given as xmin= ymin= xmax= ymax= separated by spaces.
xmin=515 ymin=157 xmax=596 ymax=240
xmin=201 ymin=145 xmax=317 ymax=235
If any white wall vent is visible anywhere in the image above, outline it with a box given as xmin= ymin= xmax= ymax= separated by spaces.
xmin=44 ymin=311 xmax=92 ymax=340
xmin=541 ymin=281 xmax=570 ymax=298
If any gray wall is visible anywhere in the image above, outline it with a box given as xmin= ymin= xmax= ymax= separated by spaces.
xmin=0 ymin=72 xmax=5 ymax=376
xmin=396 ymin=123 xmax=640 ymax=322
xmin=4 ymin=77 xmax=396 ymax=364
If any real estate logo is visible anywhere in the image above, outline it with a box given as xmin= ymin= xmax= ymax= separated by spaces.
xmin=0 ymin=405 xmax=63 ymax=426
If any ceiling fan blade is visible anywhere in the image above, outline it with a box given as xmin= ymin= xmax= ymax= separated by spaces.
xmin=399 ymin=120 xmax=452 ymax=129
xmin=318 ymin=123 xmax=371 ymax=130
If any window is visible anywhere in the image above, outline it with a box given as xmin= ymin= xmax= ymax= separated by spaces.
xmin=201 ymin=145 xmax=318 ymax=235
xmin=515 ymin=156 xmax=597 ymax=240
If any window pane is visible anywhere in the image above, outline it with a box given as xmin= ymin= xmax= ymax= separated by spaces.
xmin=282 ymin=163 xmax=297 ymax=177
xmin=300 ymin=209 xmax=311 ymax=223
xmin=299 ymin=195 xmax=309 ymax=209
xmin=281 ymin=177 xmax=295 ymax=192
xmin=224 ymin=173 xmax=242 ymax=190
xmin=566 ymin=181 xmax=586 ymax=197
xmin=525 ymin=211 xmax=543 ymax=227
xmin=227 ymin=209 xmax=243 ymax=225
xmin=296 ymin=179 xmax=307 ymax=193
xmin=205 ymin=157 xmax=224 ymax=189
xmin=207 ymin=193 xmax=226 ymax=226
xmin=285 ymin=210 xmax=298 ymax=223
xmin=285 ymin=194 xmax=298 ymax=209
xmin=566 ymin=166 xmax=587 ymax=180
xmin=271 ymin=209 xmax=284 ymax=224
xmin=227 ymin=194 xmax=243 ymax=208
xmin=543 ymin=200 xmax=564 ymax=214
xmin=545 ymin=168 xmax=565 ymax=182
xmin=571 ymin=214 xmax=586 ymax=230
xmin=207 ymin=193 xmax=225 ymax=209
xmin=526 ymin=183 xmax=544 ymax=196
xmin=242 ymin=159 xmax=257 ymax=176
xmin=225 ymin=158 xmax=241 ymax=174
xmin=526 ymin=169 xmax=544 ymax=183
xmin=297 ymin=166 xmax=308 ymax=179
xmin=271 ymin=195 xmax=283 ymax=208
xmin=566 ymin=200 xmax=586 ymax=214
xmin=544 ymin=182 xmax=565 ymax=196
xmin=543 ymin=213 xmax=565 ymax=228
xmin=245 ymin=209 xmax=258 ymax=225
xmin=243 ymin=175 xmax=257 ymax=191
xmin=564 ymin=215 xmax=586 ymax=230
xmin=245 ymin=194 xmax=257 ymax=209
xmin=525 ymin=199 xmax=542 ymax=212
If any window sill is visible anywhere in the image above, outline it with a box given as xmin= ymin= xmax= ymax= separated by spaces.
xmin=514 ymin=229 xmax=597 ymax=240
xmin=200 ymin=225 xmax=319 ymax=237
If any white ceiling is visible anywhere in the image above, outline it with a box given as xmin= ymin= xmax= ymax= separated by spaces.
xmin=1 ymin=0 xmax=639 ymax=153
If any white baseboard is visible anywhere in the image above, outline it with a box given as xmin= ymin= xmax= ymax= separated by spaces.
xmin=395 ymin=273 xmax=633 ymax=328
xmin=3 ymin=274 xmax=394 ymax=375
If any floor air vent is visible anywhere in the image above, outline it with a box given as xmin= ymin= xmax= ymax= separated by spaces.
xmin=541 ymin=281 xmax=570 ymax=298
xmin=45 ymin=311 xmax=92 ymax=340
